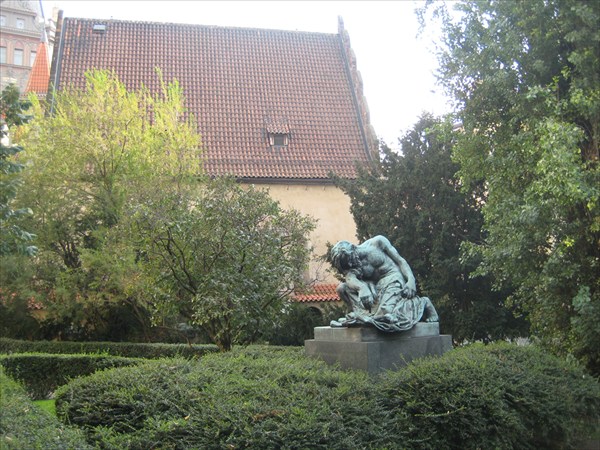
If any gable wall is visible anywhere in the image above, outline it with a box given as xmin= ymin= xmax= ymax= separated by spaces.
xmin=251 ymin=183 xmax=357 ymax=284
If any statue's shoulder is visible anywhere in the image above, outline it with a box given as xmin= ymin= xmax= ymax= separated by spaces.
xmin=370 ymin=235 xmax=392 ymax=246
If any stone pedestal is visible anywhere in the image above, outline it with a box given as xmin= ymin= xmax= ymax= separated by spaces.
xmin=305 ymin=323 xmax=452 ymax=374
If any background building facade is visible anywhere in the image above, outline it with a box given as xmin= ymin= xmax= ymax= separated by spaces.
xmin=0 ymin=0 xmax=56 ymax=93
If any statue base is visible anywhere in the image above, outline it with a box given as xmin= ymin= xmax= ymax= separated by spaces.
xmin=305 ymin=323 xmax=452 ymax=374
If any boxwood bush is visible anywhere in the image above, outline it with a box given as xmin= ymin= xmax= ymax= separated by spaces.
xmin=0 ymin=353 xmax=142 ymax=399
xmin=0 ymin=337 xmax=218 ymax=359
xmin=56 ymin=347 xmax=390 ymax=449
xmin=54 ymin=343 xmax=600 ymax=449
xmin=378 ymin=342 xmax=600 ymax=449
xmin=0 ymin=367 xmax=91 ymax=449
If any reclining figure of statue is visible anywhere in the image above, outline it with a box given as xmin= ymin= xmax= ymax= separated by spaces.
xmin=330 ymin=235 xmax=439 ymax=332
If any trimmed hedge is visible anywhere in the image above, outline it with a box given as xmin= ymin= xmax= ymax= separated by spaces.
xmin=0 ymin=367 xmax=91 ymax=449
xmin=54 ymin=343 xmax=600 ymax=450
xmin=0 ymin=353 xmax=142 ymax=399
xmin=56 ymin=347 xmax=389 ymax=449
xmin=0 ymin=337 xmax=218 ymax=359
xmin=378 ymin=342 xmax=600 ymax=449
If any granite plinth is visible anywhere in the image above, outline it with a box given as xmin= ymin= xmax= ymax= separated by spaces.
xmin=305 ymin=323 xmax=452 ymax=374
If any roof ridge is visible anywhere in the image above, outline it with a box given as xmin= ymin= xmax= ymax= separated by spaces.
xmin=64 ymin=16 xmax=338 ymax=37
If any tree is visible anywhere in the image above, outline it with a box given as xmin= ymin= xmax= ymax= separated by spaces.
xmin=334 ymin=114 xmax=527 ymax=342
xmin=0 ymin=84 xmax=36 ymax=256
xmin=423 ymin=0 xmax=599 ymax=372
xmin=22 ymin=69 xmax=201 ymax=267
xmin=11 ymin=69 xmax=202 ymax=340
xmin=130 ymin=177 xmax=316 ymax=351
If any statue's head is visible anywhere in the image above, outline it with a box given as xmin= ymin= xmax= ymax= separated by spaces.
xmin=330 ymin=240 xmax=360 ymax=273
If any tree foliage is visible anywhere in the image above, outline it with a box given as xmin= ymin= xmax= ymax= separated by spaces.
xmin=4 ymin=70 xmax=202 ymax=340
xmin=334 ymin=114 xmax=527 ymax=341
xmin=423 ymin=0 xmax=599 ymax=372
xmin=22 ymin=69 xmax=201 ymax=267
xmin=130 ymin=178 xmax=316 ymax=351
xmin=0 ymin=84 xmax=36 ymax=256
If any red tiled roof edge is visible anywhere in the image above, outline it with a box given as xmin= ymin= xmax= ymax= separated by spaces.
xmin=294 ymin=283 xmax=340 ymax=303
xmin=337 ymin=16 xmax=379 ymax=160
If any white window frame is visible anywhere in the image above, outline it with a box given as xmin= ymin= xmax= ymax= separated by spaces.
xmin=14 ymin=48 xmax=24 ymax=65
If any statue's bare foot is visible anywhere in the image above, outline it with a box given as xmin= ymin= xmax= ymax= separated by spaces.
xmin=423 ymin=298 xmax=439 ymax=322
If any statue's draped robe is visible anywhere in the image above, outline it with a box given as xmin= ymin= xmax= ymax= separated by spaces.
xmin=338 ymin=273 xmax=428 ymax=332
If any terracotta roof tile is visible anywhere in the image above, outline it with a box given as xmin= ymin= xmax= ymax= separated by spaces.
xmin=51 ymin=18 xmax=374 ymax=180
xmin=25 ymin=40 xmax=50 ymax=96
xmin=294 ymin=283 xmax=340 ymax=303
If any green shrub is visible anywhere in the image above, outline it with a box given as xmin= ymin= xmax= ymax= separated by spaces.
xmin=0 ymin=367 xmax=91 ymax=449
xmin=378 ymin=342 xmax=600 ymax=449
xmin=55 ymin=347 xmax=391 ymax=449
xmin=0 ymin=353 xmax=142 ymax=399
xmin=52 ymin=343 xmax=600 ymax=449
xmin=265 ymin=303 xmax=349 ymax=346
xmin=0 ymin=337 xmax=218 ymax=358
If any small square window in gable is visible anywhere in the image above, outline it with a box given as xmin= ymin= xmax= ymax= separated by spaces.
xmin=269 ymin=133 xmax=289 ymax=147
xmin=266 ymin=121 xmax=290 ymax=151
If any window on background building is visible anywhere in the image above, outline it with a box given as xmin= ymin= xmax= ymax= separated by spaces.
xmin=16 ymin=18 xmax=25 ymax=29
xmin=30 ymin=51 xmax=36 ymax=66
xmin=0 ymin=16 xmax=6 ymax=27
xmin=269 ymin=133 xmax=289 ymax=149
xmin=14 ymin=49 xmax=24 ymax=65
xmin=0 ymin=47 xmax=6 ymax=64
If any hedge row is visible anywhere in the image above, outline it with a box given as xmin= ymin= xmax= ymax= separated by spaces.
xmin=55 ymin=343 xmax=600 ymax=450
xmin=0 ymin=353 xmax=142 ymax=399
xmin=0 ymin=337 xmax=219 ymax=359
xmin=0 ymin=367 xmax=91 ymax=449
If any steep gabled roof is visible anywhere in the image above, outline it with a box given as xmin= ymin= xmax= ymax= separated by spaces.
xmin=49 ymin=17 xmax=376 ymax=181
xmin=25 ymin=39 xmax=50 ymax=97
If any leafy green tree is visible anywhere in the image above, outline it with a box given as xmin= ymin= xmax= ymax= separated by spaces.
xmin=130 ymin=177 xmax=316 ymax=351
xmin=335 ymin=114 xmax=526 ymax=341
xmin=10 ymin=69 xmax=202 ymax=340
xmin=22 ymin=69 xmax=201 ymax=267
xmin=0 ymin=84 xmax=36 ymax=256
xmin=423 ymin=0 xmax=599 ymax=372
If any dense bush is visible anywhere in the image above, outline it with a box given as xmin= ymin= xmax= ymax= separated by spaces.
xmin=0 ymin=353 xmax=142 ymax=399
xmin=0 ymin=337 xmax=218 ymax=358
xmin=0 ymin=367 xmax=91 ymax=449
xmin=54 ymin=343 xmax=600 ymax=449
xmin=56 ymin=347 xmax=390 ymax=449
xmin=378 ymin=342 xmax=600 ymax=449
xmin=265 ymin=303 xmax=342 ymax=346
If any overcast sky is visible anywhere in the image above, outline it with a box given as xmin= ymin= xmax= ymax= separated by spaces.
xmin=44 ymin=0 xmax=453 ymax=147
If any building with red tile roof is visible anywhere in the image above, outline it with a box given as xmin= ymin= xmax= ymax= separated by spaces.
xmin=48 ymin=13 xmax=375 ymax=295
xmin=1 ymin=0 xmax=57 ymax=94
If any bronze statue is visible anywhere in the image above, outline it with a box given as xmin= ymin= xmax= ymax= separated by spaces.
xmin=330 ymin=235 xmax=439 ymax=332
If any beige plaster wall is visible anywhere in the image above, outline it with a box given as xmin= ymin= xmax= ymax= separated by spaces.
xmin=254 ymin=183 xmax=358 ymax=283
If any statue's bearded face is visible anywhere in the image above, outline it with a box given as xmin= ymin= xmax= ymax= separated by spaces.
xmin=331 ymin=241 xmax=360 ymax=273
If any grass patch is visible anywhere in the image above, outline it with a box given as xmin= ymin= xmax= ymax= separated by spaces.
xmin=33 ymin=399 xmax=56 ymax=416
